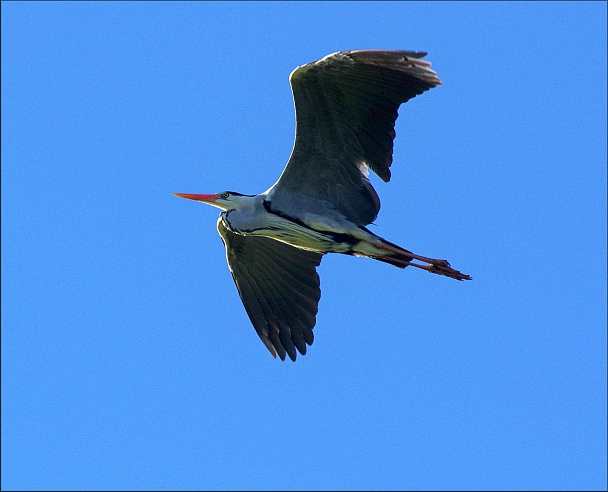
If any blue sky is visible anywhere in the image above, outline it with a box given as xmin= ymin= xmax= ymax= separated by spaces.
xmin=2 ymin=2 xmax=606 ymax=490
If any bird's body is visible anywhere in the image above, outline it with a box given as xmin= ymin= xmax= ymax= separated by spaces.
xmin=176 ymin=50 xmax=471 ymax=361
xmin=216 ymin=192 xmax=448 ymax=269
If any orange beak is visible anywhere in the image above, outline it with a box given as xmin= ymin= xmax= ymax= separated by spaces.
xmin=173 ymin=193 xmax=221 ymax=203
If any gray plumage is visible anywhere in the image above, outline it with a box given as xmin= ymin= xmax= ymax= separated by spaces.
xmin=175 ymin=50 xmax=470 ymax=362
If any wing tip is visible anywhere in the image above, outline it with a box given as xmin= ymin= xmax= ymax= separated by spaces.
xmin=346 ymin=49 xmax=443 ymax=87
xmin=291 ymin=49 xmax=442 ymax=87
xmin=264 ymin=326 xmax=316 ymax=362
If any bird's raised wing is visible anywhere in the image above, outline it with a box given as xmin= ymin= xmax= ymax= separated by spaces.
xmin=217 ymin=219 xmax=324 ymax=361
xmin=268 ymin=50 xmax=442 ymax=226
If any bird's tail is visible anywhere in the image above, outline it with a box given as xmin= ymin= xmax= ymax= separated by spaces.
xmin=371 ymin=236 xmax=472 ymax=281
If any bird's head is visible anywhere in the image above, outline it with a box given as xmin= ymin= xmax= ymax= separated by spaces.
xmin=173 ymin=191 xmax=248 ymax=211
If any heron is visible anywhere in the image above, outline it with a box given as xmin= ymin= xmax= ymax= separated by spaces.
xmin=175 ymin=50 xmax=471 ymax=361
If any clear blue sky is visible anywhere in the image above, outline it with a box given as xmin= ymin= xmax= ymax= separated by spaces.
xmin=2 ymin=2 xmax=606 ymax=490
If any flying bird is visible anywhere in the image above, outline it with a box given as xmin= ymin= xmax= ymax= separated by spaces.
xmin=175 ymin=50 xmax=471 ymax=361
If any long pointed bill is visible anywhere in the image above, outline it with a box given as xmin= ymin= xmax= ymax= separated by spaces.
xmin=173 ymin=193 xmax=221 ymax=204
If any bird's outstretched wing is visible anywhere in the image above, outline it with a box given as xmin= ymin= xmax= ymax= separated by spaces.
xmin=268 ymin=50 xmax=442 ymax=226
xmin=217 ymin=219 xmax=324 ymax=361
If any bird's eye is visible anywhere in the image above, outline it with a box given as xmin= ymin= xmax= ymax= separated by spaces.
xmin=222 ymin=192 xmax=230 ymax=199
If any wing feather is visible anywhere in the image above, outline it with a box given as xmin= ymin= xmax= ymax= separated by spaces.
xmin=269 ymin=50 xmax=442 ymax=225
xmin=217 ymin=219 xmax=323 ymax=361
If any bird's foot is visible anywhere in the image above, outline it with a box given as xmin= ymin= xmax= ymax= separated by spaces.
xmin=409 ymin=257 xmax=472 ymax=281
xmin=427 ymin=259 xmax=471 ymax=281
